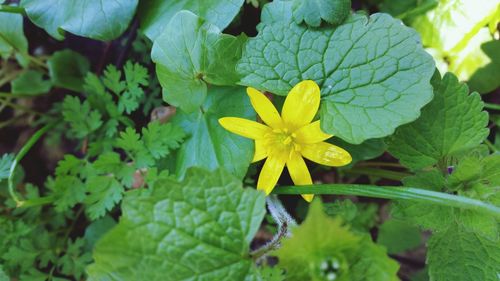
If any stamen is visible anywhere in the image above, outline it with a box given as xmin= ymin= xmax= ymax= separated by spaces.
xmin=293 ymin=143 xmax=301 ymax=151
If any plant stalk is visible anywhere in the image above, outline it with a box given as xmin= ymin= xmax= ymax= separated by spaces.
xmin=272 ymin=184 xmax=500 ymax=218
xmin=484 ymin=102 xmax=500 ymax=111
xmin=8 ymin=123 xmax=55 ymax=206
xmin=0 ymin=5 xmax=26 ymax=15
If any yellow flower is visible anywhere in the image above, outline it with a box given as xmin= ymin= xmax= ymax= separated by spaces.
xmin=219 ymin=80 xmax=352 ymax=202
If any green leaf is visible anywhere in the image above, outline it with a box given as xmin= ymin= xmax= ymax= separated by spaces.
xmin=323 ymin=199 xmax=379 ymax=232
xmin=116 ymin=127 xmax=142 ymax=152
xmin=410 ymin=0 xmax=500 ymax=54
xmin=50 ymin=175 xmax=86 ymax=212
xmin=49 ymin=155 xmax=87 ymax=212
xmin=47 ymin=50 xmax=90 ymax=92
xmin=62 ymin=96 xmax=103 ymax=139
xmin=238 ymin=11 xmax=435 ymax=144
xmin=260 ymin=0 xmax=293 ymax=24
xmin=391 ymin=170 xmax=452 ymax=230
xmin=259 ymin=267 xmax=285 ymax=281
xmin=92 ymin=152 xmax=135 ymax=187
xmin=392 ymin=164 xmax=500 ymax=239
xmin=141 ymin=122 xmax=185 ymax=159
xmin=427 ymin=224 xmax=500 ymax=281
xmin=57 ymin=238 xmax=92 ymax=280
xmin=151 ymin=11 xmax=246 ymax=112
xmin=87 ymin=168 xmax=266 ymax=281
xmin=172 ymin=86 xmax=255 ymax=179
xmin=467 ymin=36 xmax=500 ymax=94
xmin=274 ymin=200 xmax=399 ymax=281
xmin=138 ymin=0 xmax=245 ymax=40
xmin=11 ymin=70 xmax=51 ymax=95
xmin=378 ymin=0 xmax=438 ymax=20
xmin=0 ymin=266 xmax=9 ymax=281
xmin=292 ymin=0 xmax=351 ymax=27
xmin=119 ymin=61 xmax=149 ymax=113
xmin=83 ymin=215 xmax=116 ymax=252
xmin=102 ymin=65 xmax=126 ymax=94
xmin=115 ymin=122 xmax=185 ymax=168
xmin=84 ymin=176 xmax=124 ymax=220
xmin=92 ymin=152 xmax=123 ymax=175
xmin=387 ymin=72 xmax=489 ymax=170
xmin=20 ymin=0 xmax=138 ymax=41
xmin=448 ymin=153 xmax=500 ymax=209
xmin=55 ymin=154 xmax=84 ymax=177
xmin=377 ymin=219 xmax=422 ymax=254
xmin=0 ymin=11 xmax=27 ymax=58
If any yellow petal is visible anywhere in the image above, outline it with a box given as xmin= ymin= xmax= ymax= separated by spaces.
xmin=287 ymin=151 xmax=314 ymax=202
xmin=257 ymin=154 xmax=287 ymax=195
xmin=252 ymin=140 xmax=268 ymax=162
xmin=301 ymin=142 xmax=352 ymax=167
xmin=294 ymin=120 xmax=333 ymax=144
xmin=281 ymin=80 xmax=320 ymax=130
xmin=247 ymin=87 xmax=283 ymax=129
xmin=219 ymin=117 xmax=270 ymax=140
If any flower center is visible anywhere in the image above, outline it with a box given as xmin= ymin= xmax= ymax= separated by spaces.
xmin=264 ymin=128 xmax=301 ymax=156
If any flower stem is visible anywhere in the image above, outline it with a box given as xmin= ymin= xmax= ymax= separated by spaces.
xmin=250 ymin=196 xmax=295 ymax=261
xmin=8 ymin=122 xmax=55 ymax=206
xmin=272 ymin=184 xmax=500 ymax=218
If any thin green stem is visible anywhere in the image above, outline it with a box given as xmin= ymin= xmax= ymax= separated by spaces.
xmin=19 ymin=196 xmax=55 ymax=208
xmin=0 ymin=96 xmax=9 ymax=113
xmin=27 ymin=54 xmax=48 ymax=70
xmin=0 ymin=98 xmax=44 ymax=116
xmin=272 ymin=184 xmax=500 ymax=218
xmin=346 ymin=167 xmax=411 ymax=181
xmin=484 ymin=102 xmax=500 ymax=111
xmin=8 ymin=123 xmax=56 ymax=206
xmin=0 ymin=5 xmax=26 ymax=15
xmin=0 ymin=92 xmax=39 ymax=98
xmin=0 ymin=69 xmax=22 ymax=88
xmin=0 ymin=113 xmax=25 ymax=129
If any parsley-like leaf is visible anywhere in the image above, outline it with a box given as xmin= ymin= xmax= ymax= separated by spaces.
xmin=57 ymin=238 xmax=93 ymax=280
xmin=84 ymin=176 xmax=124 ymax=221
xmin=62 ymin=96 xmax=103 ymax=139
